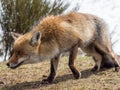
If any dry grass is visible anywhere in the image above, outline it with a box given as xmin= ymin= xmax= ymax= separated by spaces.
xmin=0 ymin=56 xmax=120 ymax=90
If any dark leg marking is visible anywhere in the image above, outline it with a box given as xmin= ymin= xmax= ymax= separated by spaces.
xmin=41 ymin=56 xmax=60 ymax=84
xmin=69 ymin=44 xmax=80 ymax=79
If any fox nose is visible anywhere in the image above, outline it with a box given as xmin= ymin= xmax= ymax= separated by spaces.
xmin=6 ymin=63 xmax=10 ymax=67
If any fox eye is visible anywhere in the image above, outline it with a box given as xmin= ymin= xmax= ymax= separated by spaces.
xmin=16 ymin=51 xmax=21 ymax=55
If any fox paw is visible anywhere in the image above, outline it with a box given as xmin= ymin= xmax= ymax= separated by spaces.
xmin=74 ymin=73 xmax=81 ymax=79
xmin=41 ymin=79 xmax=52 ymax=84
xmin=114 ymin=67 xmax=119 ymax=72
xmin=91 ymin=65 xmax=98 ymax=72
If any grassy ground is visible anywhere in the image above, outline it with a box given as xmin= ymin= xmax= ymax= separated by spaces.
xmin=0 ymin=56 xmax=120 ymax=90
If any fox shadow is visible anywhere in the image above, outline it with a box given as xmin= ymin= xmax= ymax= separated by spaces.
xmin=1 ymin=68 xmax=110 ymax=90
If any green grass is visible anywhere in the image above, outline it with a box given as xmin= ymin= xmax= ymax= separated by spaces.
xmin=0 ymin=56 xmax=120 ymax=90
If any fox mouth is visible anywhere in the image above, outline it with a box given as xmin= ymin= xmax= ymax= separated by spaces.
xmin=6 ymin=61 xmax=24 ymax=69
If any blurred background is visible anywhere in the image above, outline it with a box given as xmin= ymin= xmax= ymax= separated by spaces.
xmin=0 ymin=0 xmax=120 ymax=61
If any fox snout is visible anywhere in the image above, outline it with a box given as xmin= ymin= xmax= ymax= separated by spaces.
xmin=6 ymin=63 xmax=16 ymax=69
xmin=6 ymin=61 xmax=24 ymax=69
xmin=6 ymin=62 xmax=17 ymax=69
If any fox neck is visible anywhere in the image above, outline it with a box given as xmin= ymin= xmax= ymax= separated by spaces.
xmin=38 ymin=41 xmax=59 ymax=60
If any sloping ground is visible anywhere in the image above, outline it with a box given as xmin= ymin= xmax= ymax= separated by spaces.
xmin=0 ymin=56 xmax=120 ymax=90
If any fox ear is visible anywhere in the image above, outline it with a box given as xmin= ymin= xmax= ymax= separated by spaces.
xmin=11 ymin=32 xmax=22 ymax=40
xmin=29 ymin=31 xmax=41 ymax=46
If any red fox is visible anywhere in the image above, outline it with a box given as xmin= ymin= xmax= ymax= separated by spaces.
xmin=7 ymin=12 xmax=120 ymax=83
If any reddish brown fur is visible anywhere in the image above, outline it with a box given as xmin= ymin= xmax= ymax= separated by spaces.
xmin=7 ymin=12 xmax=120 ymax=83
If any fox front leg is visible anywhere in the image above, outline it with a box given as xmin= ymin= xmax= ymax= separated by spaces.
xmin=41 ymin=55 xmax=60 ymax=84
xmin=69 ymin=44 xmax=80 ymax=79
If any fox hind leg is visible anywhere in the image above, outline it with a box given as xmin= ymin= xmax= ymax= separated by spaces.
xmin=94 ymin=42 xmax=120 ymax=72
xmin=82 ymin=45 xmax=102 ymax=72
xmin=91 ymin=52 xmax=102 ymax=71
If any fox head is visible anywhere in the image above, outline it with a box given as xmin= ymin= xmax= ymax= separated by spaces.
xmin=7 ymin=31 xmax=41 ymax=69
